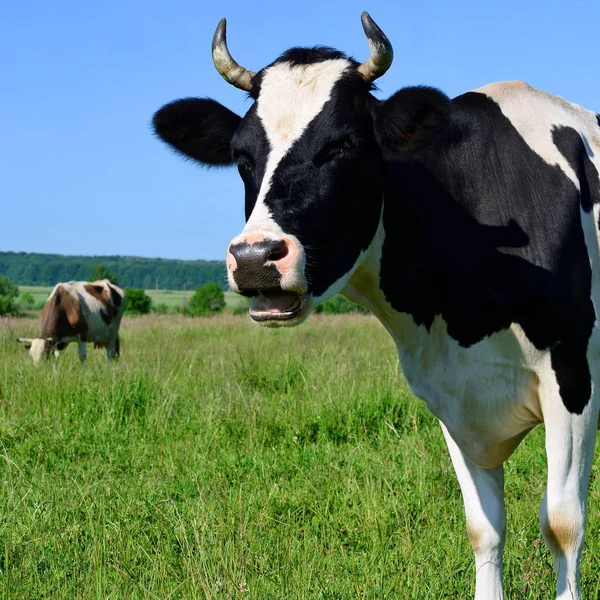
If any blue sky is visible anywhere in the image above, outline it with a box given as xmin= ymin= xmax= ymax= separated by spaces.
xmin=2 ymin=0 xmax=599 ymax=260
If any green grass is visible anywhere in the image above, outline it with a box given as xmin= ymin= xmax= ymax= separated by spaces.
xmin=0 ymin=314 xmax=599 ymax=599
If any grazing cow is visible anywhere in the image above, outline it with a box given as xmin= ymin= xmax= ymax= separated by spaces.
xmin=152 ymin=13 xmax=600 ymax=599
xmin=18 ymin=279 xmax=124 ymax=363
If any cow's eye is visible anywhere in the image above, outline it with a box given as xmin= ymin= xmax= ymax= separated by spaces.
xmin=236 ymin=157 xmax=253 ymax=175
xmin=315 ymin=138 xmax=355 ymax=166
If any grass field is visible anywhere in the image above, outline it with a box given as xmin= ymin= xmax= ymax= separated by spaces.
xmin=0 ymin=314 xmax=599 ymax=599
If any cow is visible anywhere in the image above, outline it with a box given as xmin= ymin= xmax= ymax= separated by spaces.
xmin=152 ymin=13 xmax=600 ymax=599
xmin=18 ymin=279 xmax=124 ymax=363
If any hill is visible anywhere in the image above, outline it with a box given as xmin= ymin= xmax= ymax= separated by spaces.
xmin=0 ymin=251 xmax=226 ymax=290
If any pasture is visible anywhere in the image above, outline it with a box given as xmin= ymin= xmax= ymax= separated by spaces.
xmin=0 ymin=314 xmax=599 ymax=599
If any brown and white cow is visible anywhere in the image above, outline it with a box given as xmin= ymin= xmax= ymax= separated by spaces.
xmin=18 ymin=279 xmax=125 ymax=363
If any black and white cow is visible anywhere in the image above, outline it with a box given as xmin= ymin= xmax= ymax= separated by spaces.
xmin=153 ymin=13 xmax=600 ymax=599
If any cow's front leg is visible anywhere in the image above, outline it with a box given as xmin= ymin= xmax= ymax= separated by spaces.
xmin=77 ymin=340 xmax=87 ymax=365
xmin=540 ymin=393 xmax=598 ymax=600
xmin=441 ymin=423 xmax=505 ymax=600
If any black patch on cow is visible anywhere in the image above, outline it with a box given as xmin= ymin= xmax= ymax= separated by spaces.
xmin=551 ymin=126 xmax=600 ymax=213
xmin=108 ymin=284 xmax=122 ymax=308
xmin=548 ymin=126 xmax=600 ymax=412
xmin=152 ymin=98 xmax=241 ymax=166
xmin=596 ymin=114 xmax=600 ymax=129
xmin=379 ymin=92 xmax=596 ymax=414
xmin=229 ymin=241 xmax=283 ymax=293
xmin=275 ymin=46 xmax=354 ymax=68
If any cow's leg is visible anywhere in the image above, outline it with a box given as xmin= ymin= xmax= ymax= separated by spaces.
xmin=539 ymin=395 xmax=598 ymax=600
xmin=107 ymin=334 xmax=120 ymax=362
xmin=78 ymin=340 xmax=87 ymax=365
xmin=441 ymin=423 xmax=505 ymax=600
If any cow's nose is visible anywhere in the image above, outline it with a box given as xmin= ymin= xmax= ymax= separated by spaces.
xmin=228 ymin=239 xmax=288 ymax=292
xmin=229 ymin=239 xmax=288 ymax=266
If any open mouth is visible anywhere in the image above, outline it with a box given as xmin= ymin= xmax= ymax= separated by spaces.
xmin=249 ymin=290 xmax=312 ymax=325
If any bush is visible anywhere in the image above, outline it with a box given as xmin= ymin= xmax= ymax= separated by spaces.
xmin=0 ymin=276 xmax=19 ymax=316
xmin=231 ymin=296 xmax=252 ymax=315
xmin=186 ymin=283 xmax=225 ymax=317
xmin=124 ymin=287 xmax=152 ymax=315
xmin=314 ymin=294 xmax=367 ymax=315
xmin=153 ymin=302 xmax=170 ymax=315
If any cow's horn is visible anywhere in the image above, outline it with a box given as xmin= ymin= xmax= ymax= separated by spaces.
xmin=357 ymin=12 xmax=394 ymax=83
xmin=212 ymin=18 xmax=255 ymax=92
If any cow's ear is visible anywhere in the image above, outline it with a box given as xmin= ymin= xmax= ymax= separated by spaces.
xmin=374 ymin=86 xmax=452 ymax=155
xmin=152 ymin=97 xmax=242 ymax=167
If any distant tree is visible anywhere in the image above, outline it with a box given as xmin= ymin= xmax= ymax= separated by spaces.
xmin=0 ymin=276 xmax=19 ymax=316
xmin=187 ymin=283 xmax=225 ymax=317
xmin=314 ymin=294 xmax=367 ymax=315
xmin=124 ymin=287 xmax=152 ymax=315
xmin=91 ymin=264 xmax=120 ymax=285
xmin=0 ymin=251 xmax=226 ymax=290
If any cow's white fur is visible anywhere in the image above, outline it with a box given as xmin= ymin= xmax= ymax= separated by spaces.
xmin=228 ymin=59 xmax=352 ymax=295
xmin=344 ymin=82 xmax=600 ymax=600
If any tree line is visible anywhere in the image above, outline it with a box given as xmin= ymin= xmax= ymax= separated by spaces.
xmin=0 ymin=252 xmax=226 ymax=290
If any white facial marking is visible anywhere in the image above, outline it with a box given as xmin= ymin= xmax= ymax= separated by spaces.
xmin=243 ymin=59 xmax=352 ymax=233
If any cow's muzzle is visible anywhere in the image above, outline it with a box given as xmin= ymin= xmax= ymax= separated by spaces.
xmin=227 ymin=234 xmax=310 ymax=326
xmin=249 ymin=290 xmax=312 ymax=326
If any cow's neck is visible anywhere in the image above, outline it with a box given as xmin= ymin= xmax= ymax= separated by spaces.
xmin=344 ymin=217 xmax=422 ymax=349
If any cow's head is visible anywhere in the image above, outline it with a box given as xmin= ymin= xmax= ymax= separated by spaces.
xmin=17 ymin=338 xmax=53 ymax=363
xmin=153 ymin=13 xmax=451 ymax=326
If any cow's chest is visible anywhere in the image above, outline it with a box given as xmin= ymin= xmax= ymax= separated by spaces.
xmin=395 ymin=316 xmax=545 ymax=467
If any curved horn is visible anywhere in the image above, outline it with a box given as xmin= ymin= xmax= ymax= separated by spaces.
xmin=212 ymin=18 xmax=256 ymax=92
xmin=357 ymin=12 xmax=394 ymax=83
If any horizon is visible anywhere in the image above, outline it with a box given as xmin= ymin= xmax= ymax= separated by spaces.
xmin=3 ymin=0 xmax=599 ymax=260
